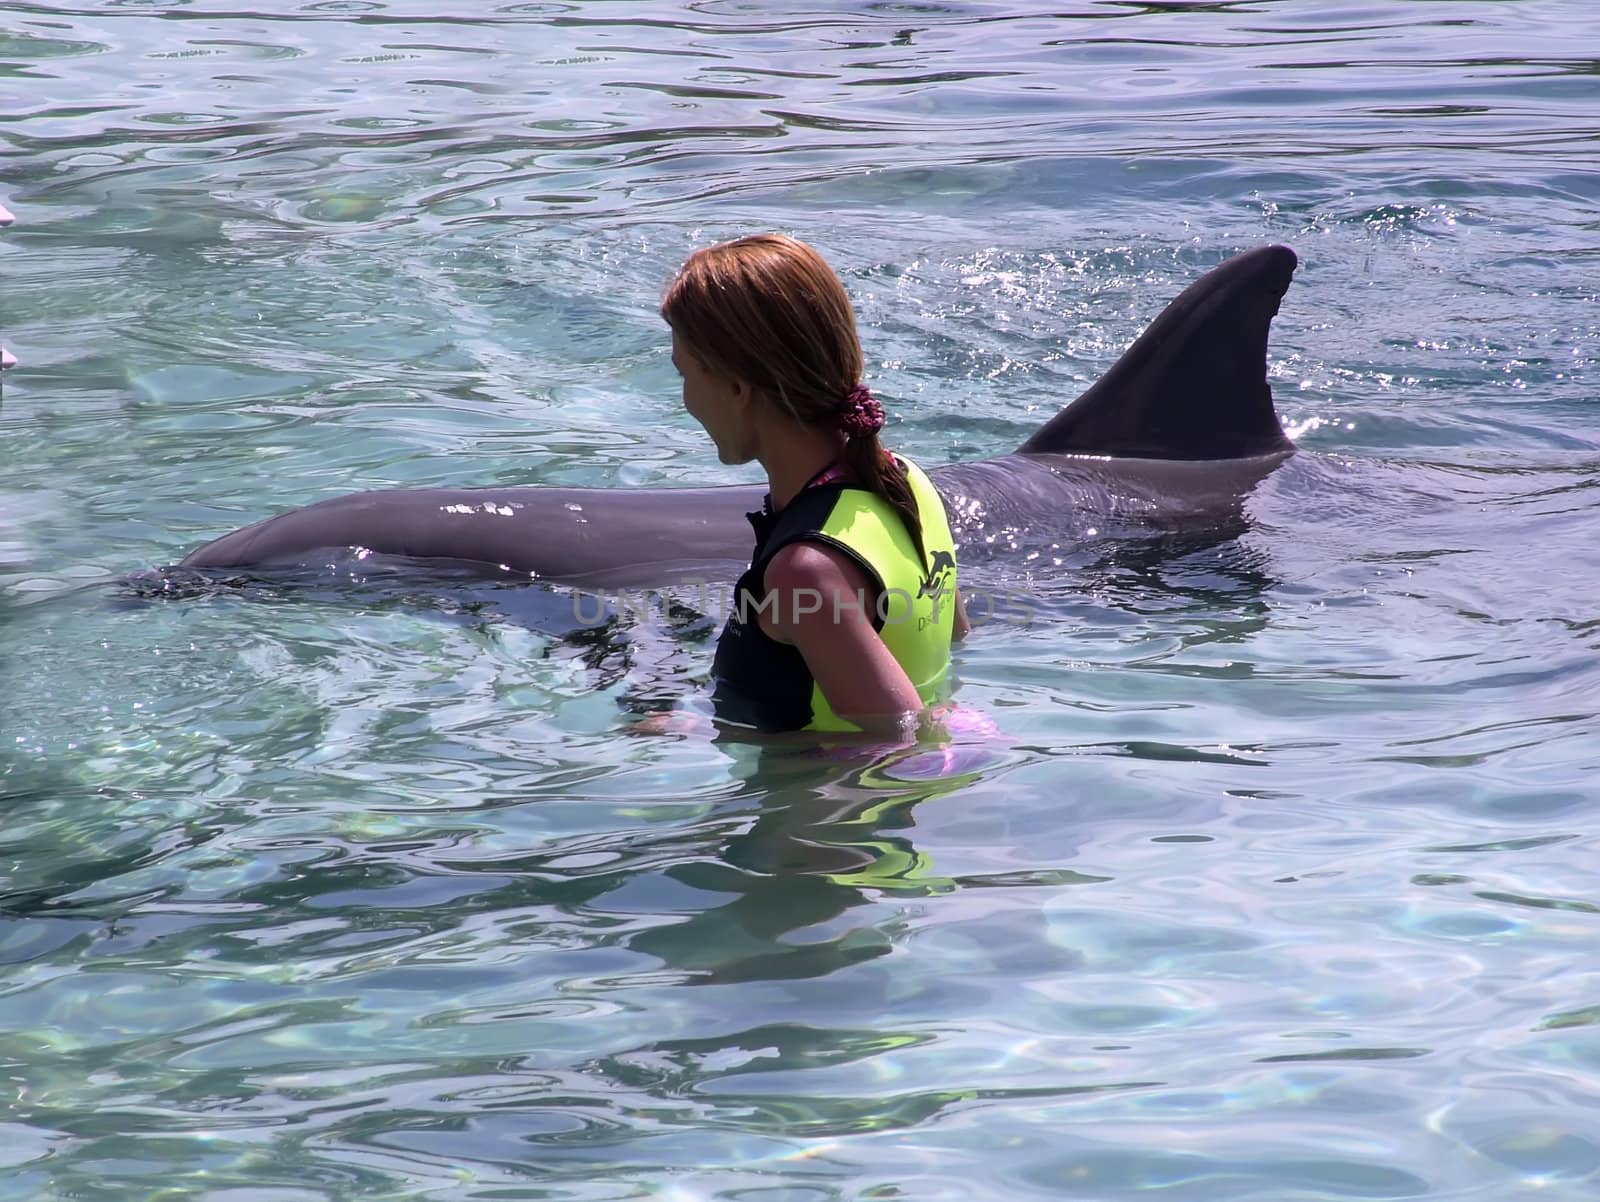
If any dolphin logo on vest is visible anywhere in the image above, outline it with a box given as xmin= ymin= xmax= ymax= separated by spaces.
xmin=918 ymin=548 xmax=956 ymax=601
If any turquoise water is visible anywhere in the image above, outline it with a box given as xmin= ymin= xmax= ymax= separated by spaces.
xmin=3 ymin=1 xmax=1600 ymax=1198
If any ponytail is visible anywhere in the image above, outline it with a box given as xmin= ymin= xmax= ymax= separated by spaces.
xmin=843 ymin=432 xmax=926 ymax=571
xmin=835 ymin=382 xmax=925 ymax=567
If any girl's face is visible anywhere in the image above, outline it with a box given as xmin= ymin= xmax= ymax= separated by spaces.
xmin=671 ymin=329 xmax=753 ymax=465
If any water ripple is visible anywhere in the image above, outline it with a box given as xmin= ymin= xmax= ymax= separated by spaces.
xmin=4 ymin=1 xmax=1600 ymax=1199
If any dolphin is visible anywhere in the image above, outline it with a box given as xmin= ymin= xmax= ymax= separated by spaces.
xmin=176 ymin=244 xmax=1300 ymax=589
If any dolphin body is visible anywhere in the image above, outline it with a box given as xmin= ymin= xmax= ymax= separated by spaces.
xmin=178 ymin=244 xmax=1300 ymax=589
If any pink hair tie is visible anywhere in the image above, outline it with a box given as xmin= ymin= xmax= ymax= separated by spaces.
xmin=838 ymin=384 xmax=884 ymax=439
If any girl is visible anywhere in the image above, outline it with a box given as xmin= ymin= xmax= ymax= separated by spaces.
xmin=660 ymin=234 xmax=968 ymax=735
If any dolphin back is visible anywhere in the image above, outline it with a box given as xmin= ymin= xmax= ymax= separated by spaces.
xmin=173 ymin=245 xmax=1300 ymax=581
xmin=1018 ymin=244 xmax=1298 ymax=460
xmin=179 ymin=484 xmax=763 ymax=585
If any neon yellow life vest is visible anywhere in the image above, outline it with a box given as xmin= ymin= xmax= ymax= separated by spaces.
xmin=804 ymin=458 xmax=957 ymax=731
xmin=710 ymin=457 xmax=959 ymax=733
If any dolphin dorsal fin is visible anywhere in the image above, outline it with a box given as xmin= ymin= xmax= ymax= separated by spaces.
xmin=1019 ymin=244 xmax=1297 ymax=460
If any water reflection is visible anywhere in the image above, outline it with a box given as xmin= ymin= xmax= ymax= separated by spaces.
xmin=624 ymin=738 xmax=1002 ymax=984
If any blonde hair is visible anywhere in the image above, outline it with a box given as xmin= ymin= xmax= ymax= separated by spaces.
xmin=660 ymin=234 xmax=924 ymax=562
